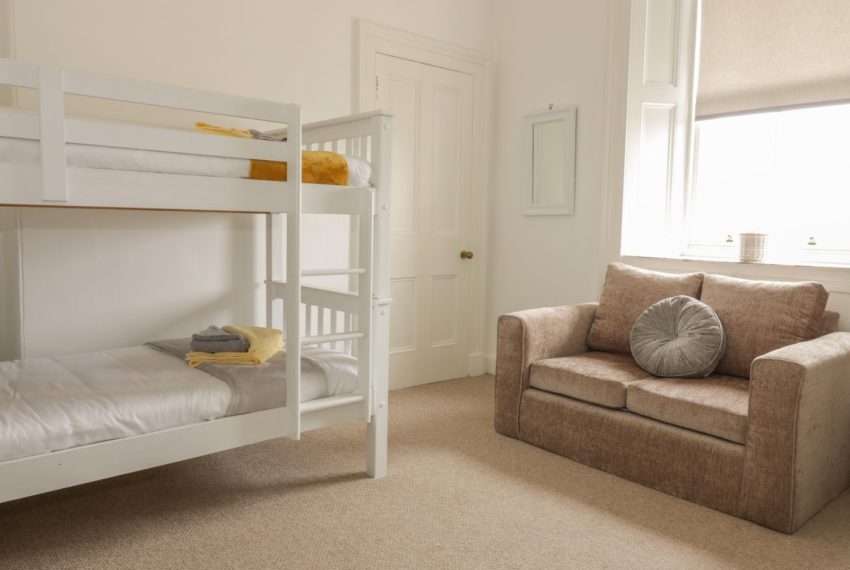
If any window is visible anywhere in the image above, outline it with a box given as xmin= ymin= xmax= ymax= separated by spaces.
xmin=621 ymin=0 xmax=850 ymax=267
xmin=688 ymin=102 xmax=850 ymax=264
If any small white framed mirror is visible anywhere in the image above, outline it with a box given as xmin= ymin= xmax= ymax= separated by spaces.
xmin=523 ymin=106 xmax=576 ymax=216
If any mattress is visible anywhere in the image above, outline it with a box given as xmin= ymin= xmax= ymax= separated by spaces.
xmin=0 ymin=345 xmax=358 ymax=462
xmin=0 ymin=137 xmax=373 ymax=187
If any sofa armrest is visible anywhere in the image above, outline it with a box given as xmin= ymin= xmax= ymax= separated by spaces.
xmin=740 ymin=332 xmax=850 ymax=533
xmin=494 ymin=303 xmax=598 ymax=437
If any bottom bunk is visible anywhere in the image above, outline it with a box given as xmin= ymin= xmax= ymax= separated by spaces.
xmin=0 ymin=343 xmax=360 ymax=464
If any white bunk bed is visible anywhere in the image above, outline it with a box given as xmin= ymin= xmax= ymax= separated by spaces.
xmin=0 ymin=59 xmax=392 ymax=502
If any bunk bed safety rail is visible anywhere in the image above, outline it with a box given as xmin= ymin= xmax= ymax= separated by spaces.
xmin=0 ymin=59 xmax=300 ymax=212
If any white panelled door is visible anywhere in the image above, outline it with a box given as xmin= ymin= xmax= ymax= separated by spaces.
xmin=375 ymin=54 xmax=476 ymax=389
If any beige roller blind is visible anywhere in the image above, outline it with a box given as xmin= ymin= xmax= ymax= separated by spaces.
xmin=696 ymin=0 xmax=850 ymax=119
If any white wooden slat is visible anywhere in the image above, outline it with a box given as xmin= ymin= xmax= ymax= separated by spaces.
xmin=302 ymin=110 xmax=387 ymax=132
xmin=300 ymin=394 xmax=365 ymax=414
xmin=0 ymin=163 xmax=300 ymax=214
xmin=305 ymin=304 xmax=313 ymax=336
xmin=302 ymin=119 xmax=374 ymax=146
xmin=265 ymin=214 xmax=274 ymax=327
xmin=0 ymin=163 xmax=43 ymax=204
xmin=300 ymin=400 xmax=367 ymax=432
xmin=38 ymin=68 xmax=68 ymax=202
xmin=62 ymin=68 xmax=298 ymax=123
xmin=0 ymin=111 xmax=293 ymax=163
xmin=67 ymin=168 xmax=292 ymax=212
xmin=266 ymin=213 xmax=285 ymax=327
xmin=302 ymin=268 xmax=366 ymax=277
xmin=345 ymin=313 xmax=353 ymax=354
xmin=331 ymin=310 xmax=339 ymax=351
xmin=302 ymin=186 xmax=373 ymax=214
xmin=302 ymin=331 xmax=364 ymax=345
xmin=66 ymin=118 xmax=291 ymax=162
xmin=269 ymin=283 xmax=359 ymax=314
xmin=360 ymin=136 xmax=369 ymax=160
xmin=0 ymin=59 xmax=39 ymax=88
xmin=0 ymin=109 xmax=39 ymax=139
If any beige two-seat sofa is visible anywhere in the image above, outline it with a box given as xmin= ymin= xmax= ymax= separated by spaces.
xmin=495 ymin=263 xmax=850 ymax=533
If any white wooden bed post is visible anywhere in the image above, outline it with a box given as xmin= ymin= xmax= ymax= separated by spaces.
xmin=367 ymin=113 xmax=392 ymax=478
xmin=286 ymin=108 xmax=303 ymax=438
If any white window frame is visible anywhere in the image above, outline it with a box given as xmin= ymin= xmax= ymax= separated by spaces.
xmin=621 ymin=0 xmax=850 ymax=270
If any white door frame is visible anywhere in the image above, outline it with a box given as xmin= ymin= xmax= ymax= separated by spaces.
xmin=355 ymin=20 xmax=493 ymax=377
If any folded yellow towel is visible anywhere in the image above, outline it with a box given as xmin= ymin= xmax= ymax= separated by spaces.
xmin=185 ymin=325 xmax=283 ymax=367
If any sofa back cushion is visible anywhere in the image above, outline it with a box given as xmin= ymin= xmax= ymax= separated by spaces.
xmin=822 ymin=310 xmax=840 ymax=335
xmin=587 ymin=263 xmax=705 ymax=354
xmin=700 ymin=274 xmax=829 ymax=378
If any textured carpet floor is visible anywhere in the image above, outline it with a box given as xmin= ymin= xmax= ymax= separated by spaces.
xmin=2 ymin=375 xmax=850 ymax=569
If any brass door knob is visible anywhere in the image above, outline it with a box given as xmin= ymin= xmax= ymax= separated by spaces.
xmin=460 ymin=250 xmax=474 ymax=260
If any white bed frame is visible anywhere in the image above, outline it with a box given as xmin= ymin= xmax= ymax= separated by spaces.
xmin=0 ymin=59 xmax=392 ymax=503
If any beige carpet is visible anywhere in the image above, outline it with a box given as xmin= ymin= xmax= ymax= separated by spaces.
xmin=2 ymin=376 xmax=850 ymax=569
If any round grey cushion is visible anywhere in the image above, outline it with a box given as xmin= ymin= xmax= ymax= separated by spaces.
xmin=630 ymin=295 xmax=726 ymax=378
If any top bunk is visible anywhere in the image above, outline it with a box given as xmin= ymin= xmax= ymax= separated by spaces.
xmin=0 ymin=59 xmax=390 ymax=215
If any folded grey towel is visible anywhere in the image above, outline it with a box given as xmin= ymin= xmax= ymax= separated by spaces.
xmin=249 ymin=129 xmax=287 ymax=142
xmin=190 ymin=325 xmax=249 ymax=353
xmin=190 ymin=337 xmax=250 ymax=354
xmin=192 ymin=325 xmax=241 ymax=342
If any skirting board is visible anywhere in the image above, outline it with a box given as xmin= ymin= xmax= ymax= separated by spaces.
xmin=485 ymin=353 xmax=496 ymax=375
xmin=468 ymin=353 xmax=486 ymax=376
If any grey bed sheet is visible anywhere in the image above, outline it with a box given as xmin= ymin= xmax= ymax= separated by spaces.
xmin=146 ymin=338 xmax=347 ymax=416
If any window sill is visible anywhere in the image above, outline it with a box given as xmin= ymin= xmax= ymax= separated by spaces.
xmin=620 ymin=252 xmax=850 ymax=295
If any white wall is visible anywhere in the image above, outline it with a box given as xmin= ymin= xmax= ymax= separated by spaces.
xmin=4 ymin=0 xmax=493 ymax=358
xmin=485 ymin=0 xmax=622 ymax=365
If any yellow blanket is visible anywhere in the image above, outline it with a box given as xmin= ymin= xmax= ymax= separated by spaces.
xmin=195 ymin=122 xmax=349 ymax=185
xmin=185 ymin=325 xmax=283 ymax=367
xmin=195 ymin=122 xmax=254 ymax=139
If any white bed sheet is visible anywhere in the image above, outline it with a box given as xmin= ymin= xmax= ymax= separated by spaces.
xmin=0 ymin=345 xmax=358 ymax=463
xmin=0 ymin=137 xmax=373 ymax=187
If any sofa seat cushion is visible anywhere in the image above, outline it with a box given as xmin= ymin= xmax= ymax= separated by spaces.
xmin=529 ymin=352 xmax=653 ymax=409
xmin=626 ymin=375 xmax=750 ymax=444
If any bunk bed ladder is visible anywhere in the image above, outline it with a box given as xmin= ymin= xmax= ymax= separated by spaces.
xmin=295 ymin=191 xmax=374 ymax=421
